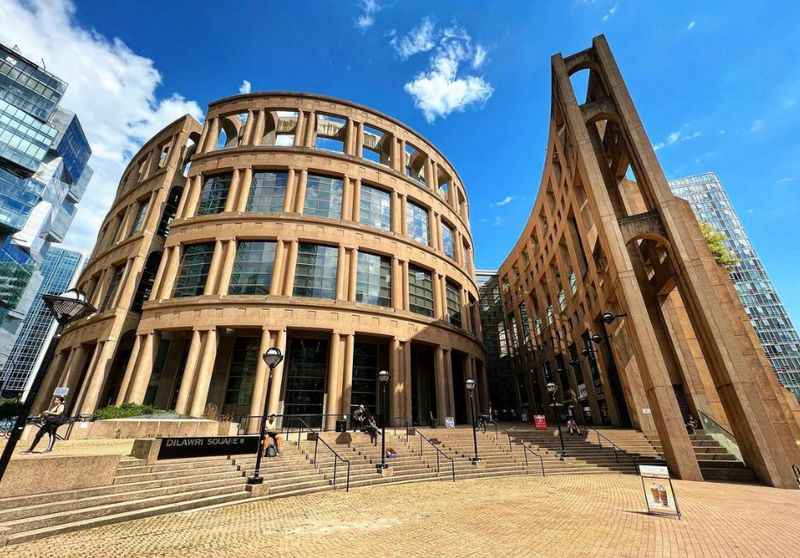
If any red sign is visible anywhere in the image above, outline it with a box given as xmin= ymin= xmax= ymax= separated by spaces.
xmin=533 ymin=415 xmax=547 ymax=430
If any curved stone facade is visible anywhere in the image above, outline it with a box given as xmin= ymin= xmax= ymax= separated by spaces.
xmin=38 ymin=93 xmax=486 ymax=431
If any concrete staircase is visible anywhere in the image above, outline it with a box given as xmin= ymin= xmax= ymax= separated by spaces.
xmin=0 ymin=455 xmax=249 ymax=546
xmin=644 ymin=431 xmax=755 ymax=482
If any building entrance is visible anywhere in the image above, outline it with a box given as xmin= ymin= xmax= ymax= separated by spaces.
xmin=410 ymin=343 xmax=436 ymax=426
xmin=283 ymin=336 xmax=329 ymax=428
xmin=351 ymin=338 xmax=389 ymax=418
xmin=451 ymin=352 xmax=467 ymax=424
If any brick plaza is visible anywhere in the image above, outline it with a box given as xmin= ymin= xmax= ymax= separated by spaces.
xmin=8 ymin=474 xmax=799 ymax=558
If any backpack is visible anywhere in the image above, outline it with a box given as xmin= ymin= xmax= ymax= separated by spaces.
xmin=265 ymin=444 xmax=277 ymax=457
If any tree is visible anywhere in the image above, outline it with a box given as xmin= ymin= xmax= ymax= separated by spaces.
xmin=699 ymin=223 xmax=739 ymax=266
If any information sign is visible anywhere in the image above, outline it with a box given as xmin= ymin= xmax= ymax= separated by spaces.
xmin=157 ymin=435 xmax=259 ymax=460
xmin=639 ymin=464 xmax=681 ymax=518
xmin=533 ymin=415 xmax=547 ymax=430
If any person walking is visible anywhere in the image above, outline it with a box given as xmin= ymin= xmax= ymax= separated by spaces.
xmin=24 ymin=396 xmax=66 ymax=453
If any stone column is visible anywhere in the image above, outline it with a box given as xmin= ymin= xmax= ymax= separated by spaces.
xmin=283 ymin=168 xmax=297 ymax=213
xmin=460 ymin=288 xmax=471 ymax=333
xmin=401 ymin=260 xmax=410 ymax=311
xmin=266 ymin=329 xmax=288 ymax=418
xmin=158 ymin=246 xmax=181 ymax=301
xmin=352 ymin=178 xmax=362 ymax=223
xmin=181 ymin=175 xmax=203 ymax=219
xmin=294 ymin=170 xmax=308 ymax=213
xmin=293 ymin=111 xmax=305 ymax=147
xmin=445 ymin=349 xmax=455 ymax=419
xmin=348 ymin=248 xmax=358 ymax=302
xmin=336 ymin=245 xmax=347 ymax=301
xmin=174 ymin=330 xmax=202 ymax=415
xmin=78 ymin=340 xmax=117 ymax=414
xmin=33 ymin=349 xmax=68 ymax=414
xmin=217 ymin=240 xmax=237 ymax=296
xmin=432 ymin=273 xmax=444 ymax=319
xmin=391 ymin=192 xmax=402 ymax=233
xmin=431 ymin=212 xmax=441 ymax=252
xmin=224 ymin=169 xmax=241 ymax=213
xmin=72 ymin=342 xmax=103 ymax=414
xmin=342 ymin=177 xmax=354 ymax=221
xmin=189 ymin=329 xmax=218 ymax=417
xmin=354 ymin=121 xmax=364 ymax=158
xmin=203 ymin=240 xmax=225 ymax=295
xmin=115 ymin=334 xmax=142 ymax=405
xmin=248 ymin=328 xmax=273 ymax=433
xmin=235 ymin=167 xmax=253 ymax=212
xmin=402 ymin=341 xmax=412 ymax=422
xmin=202 ymin=117 xmax=219 ymax=153
xmin=282 ymin=240 xmax=299 ymax=296
xmin=252 ymin=109 xmax=266 ymax=146
xmin=304 ymin=111 xmax=316 ymax=147
xmin=325 ymin=332 xmax=343 ymax=430
xmin=341 ymin=333 xmax=355 ymax=419
xmin=400 ymin=195 xmax=408 ymax=236
xmin=127 ymin=333 xmax=156 ymax=404
xmin=433 ymin=347 xmax=447 ymax=423
xmin=390 ymin=337 xmax=402 ymax=422
xmin=241 ymin=109 xmax=255 ymax=145
xmin=270 ymin=240 xmax=286 ymax=296
xmin=392 ymin=257 xmax=403 ymax=310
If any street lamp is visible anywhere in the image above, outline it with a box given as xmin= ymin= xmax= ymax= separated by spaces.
xmin=248 ymin=347 xmax=284 ymax=485
xmin=600 ymin=311 xmax=627 ymax=325
xmin=0 ymin=288 xmax=95 ymax=482
xmin=465 ymin=377 xmax=480 ymax=463
xmin=377 ymin=370 xmax=390 ymax=470
xmin=546 ymin=381 xmax=566 ymax=460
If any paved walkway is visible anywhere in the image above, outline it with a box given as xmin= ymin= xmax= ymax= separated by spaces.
xmin=8 ymin=474 xmax=799 ymax=557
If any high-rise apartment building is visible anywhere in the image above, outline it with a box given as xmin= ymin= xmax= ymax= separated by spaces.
xmin=670 ymin=172 xmax=800 ymax=399
xmin=0 ymin=42 xmax=92 ymax=369
xmin=0 ymin=246 xmax=82 ymax=396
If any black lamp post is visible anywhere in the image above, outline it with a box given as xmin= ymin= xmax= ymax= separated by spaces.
xmin=0 ymin=288 xmax=95 ymax=483
xmin=465 ymin=377 xmax=480 ymax=463
xmin=377 ymin=369 xmax=390 ymax=470
xmin=248 ymin=347 xmax=284 ymax=485
xmin=546 ymin=381 xmax=566 ymax=460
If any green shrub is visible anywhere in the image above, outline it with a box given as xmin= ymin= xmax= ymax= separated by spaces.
xmin=93 ymin=403 xmax=168 ymax=420
xmin=0 ymin=397 xmax=23 ymax=419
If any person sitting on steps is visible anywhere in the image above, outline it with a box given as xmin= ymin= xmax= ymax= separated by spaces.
xmin=264 ymin=414 xmax=280 ymax=457
xmin=24 ymin=396 xmax=66 ymax=453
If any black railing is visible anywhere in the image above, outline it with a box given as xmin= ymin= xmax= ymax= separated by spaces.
xmin=587 ymin=427 xmax=634 ymax=465
xmin=505 ymin=432 xmax=545 ymax=476
xmin=391 ymin=416 xmax=412 ymax=444
xmin=416 ymin=430 xmax=455 ymax=481
xmin=289 ymin=416 xmax=351 ymax=492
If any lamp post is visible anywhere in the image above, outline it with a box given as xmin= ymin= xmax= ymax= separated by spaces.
xmin=248 ymin=347 xmax=284 ymax=485
xmin=0 ymin=288 xmax=95 ymax=483
xmin=465 ymin=377 xmax=480 ymax=463
xmin=377 ymin=370 xmax=390 ymax=470
xmin=546 ymin=381 xmax=566 ymax=460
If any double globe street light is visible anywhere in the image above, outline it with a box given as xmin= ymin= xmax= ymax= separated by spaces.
xmin=376 ymin=369 xmax=390 ymax=471
xmin=248 ymin=347 xmax=284 ymax=485
xmin=465 ymin=377 xmax=480 ymax=464
xmin=0 ymin=288 xmax=96 ymax=482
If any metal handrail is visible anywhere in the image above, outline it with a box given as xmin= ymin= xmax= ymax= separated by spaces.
xmin=698 ymin=410 xmax=736 ymax=440
xmin=416 ymin=430 xmax=455 ymax=482
xmin=505 ymin=431 xmax=545 ymax=476
xmin=289 ymin=416 xmax=351 ymax=492
xmin=586 ymin=427 xmax=635 ymax=465
xmin=391 ymin=416 xmax=412 ymax=444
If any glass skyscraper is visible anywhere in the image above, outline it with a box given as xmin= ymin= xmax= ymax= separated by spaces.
xmin=0 ymin=42 xmax=92 ymax=370
xmin=0 ymin=246 xmax=82 ymax=396
xmin=670 ymin=172 xmax=800 ymax=399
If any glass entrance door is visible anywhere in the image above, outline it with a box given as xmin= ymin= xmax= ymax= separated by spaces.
xmin=283 ymin=337 xmax=329 ymax=428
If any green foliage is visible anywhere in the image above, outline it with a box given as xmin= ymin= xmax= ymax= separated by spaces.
xmin=93 ymin=403 xmax=168 ymax=420
xmin=699 ymin=223 xmax=739 ymax=266
xmin=0 ymin=397 xmax=23 ymax=419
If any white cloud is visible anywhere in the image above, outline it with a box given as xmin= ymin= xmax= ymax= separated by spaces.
xmin=390 ymin=17 xmax=436 ymax=59
xmin=652 ymin=127 xmax=702 ymax=151
xmin=687 ymin=20 xmax=696 ymax=30
xmin=239 ymin=80 xmax=252 ymax=94
xmin=0 ymin=0 xmax=203 ymax=253
xmin=494 ymin=196 xmax=514 ymax=207
xmin=354 ymin=0 xmax=381 ymax=30
xmin=602 ymin=3 xmax=618 ymax=22
xmin=750 ymin=119 xmax=765 ymax=133
xmin=776 ymin=177 xmax=797 ymax=184
xmin=398 ymin=20 xmax=493 ymax=122
xmin=491 ymin=216 xmax=504 ymax=227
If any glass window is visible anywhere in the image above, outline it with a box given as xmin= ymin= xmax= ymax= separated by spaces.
xmin=130 ymin=199 xmax=149 ymax=234
xmin=446 ymin=281 xmax=462 ymax=328
xmin=247 ymin=171 xmax=287 ymax=214
xmin=197 ymin=173 xmax=231 ymax=215
xmin=173 ymin=243 xmax=215 ymax=297
xmin=101 ymin=265 xmax=124 ymax=311
xmin=408 ymin=265 xmax=433 ymax=317
xmin=224 ymin=337 xmax=259 ymax=406
xmin=304 ymin=174 xmax=343 ymax=219
xmin=293 ymin=243 xmax=338 ymax=299
xmin=359 ymin=183 xmax=391 ymax=231
xmin=228 ymin=241 xmax=276 ymax=295
xmin=441 ymin=221 xmax=455 ymax=258
xmin=406 ymin=200 xmax=429 ymax=245
xmin=356 ymin=252 xmax=391 ymax=307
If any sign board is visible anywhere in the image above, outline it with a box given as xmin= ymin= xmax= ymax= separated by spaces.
xmin=639 ymin=464 xmax=681 ymax=518
xmin=577 ymin=383 xmax=588 ymax=400
xmin=53 ymin=386 xmax=69 ymax=397
xmin=642 ymin=408 xmax=652 ymax=415
xmin=444 ymin=417 xmax=455 ymax=429
xmin=533 ymin=414 xmax=547 ymax=430
xmin=157 ymin=435 xmax=259 ymax=460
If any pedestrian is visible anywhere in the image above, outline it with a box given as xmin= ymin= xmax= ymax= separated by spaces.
xmin=686 ymin=415 xmax=698 ymax=435
xmin=264 ymin=414 xmax=280 ymax=456
xmin=24 ymin=396 xmax=66 ymax=453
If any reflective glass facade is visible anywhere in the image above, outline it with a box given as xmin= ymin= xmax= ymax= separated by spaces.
xmin=356 ymin=251 xmax=391 ymax=307
xmin=670 ymin=172 xmax=800 ymax=398
xmin=293 ymin=243 xmax=338 ymax=299
xmin=0 ymin=247 xmax=82 ymax=395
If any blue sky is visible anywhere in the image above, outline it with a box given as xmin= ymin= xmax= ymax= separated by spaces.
xmin=1 ymin=0 xmax=798 ymax=325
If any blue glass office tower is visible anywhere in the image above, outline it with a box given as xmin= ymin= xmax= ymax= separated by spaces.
xmin=0 ymin=42 xmax=92 ymax=370
xmin=670 ymin=172 xmax=800 ymax=399
xmin=0 ymin=246 xmax=82 ymax=396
